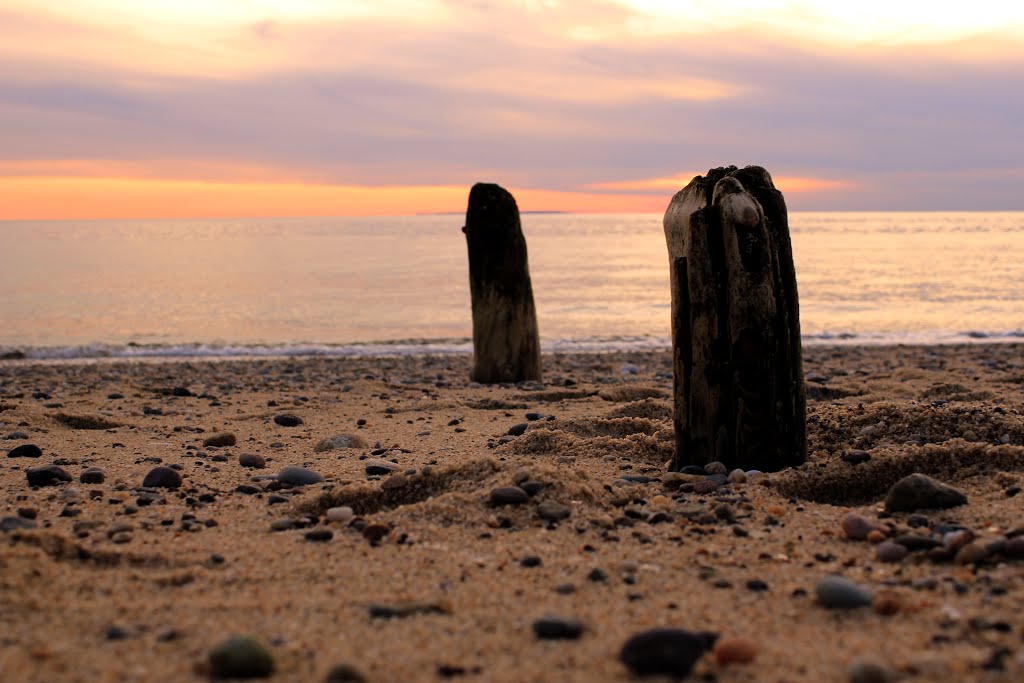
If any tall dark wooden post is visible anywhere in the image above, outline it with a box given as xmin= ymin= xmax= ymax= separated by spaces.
xmin=463 ymin=183 xmax=542 ymax=384
xmin=663 ymin=166 xmax=805 ymax=472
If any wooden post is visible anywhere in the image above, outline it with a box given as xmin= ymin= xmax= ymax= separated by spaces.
xmin=663 ymin=166 xmax=806 ymax=472
xmin=463 ymin=183 xmax=542 ymax=384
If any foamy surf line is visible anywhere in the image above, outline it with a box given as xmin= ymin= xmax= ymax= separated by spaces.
xmin=3 ymin=330 xmax=1024 ymax=362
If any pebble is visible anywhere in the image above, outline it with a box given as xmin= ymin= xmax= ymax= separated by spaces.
xmin=26 ymin=465 xmax=71 ymax=487
xmin=619 ymin=628 xmax=718 ymax=678
xmin=364 ymin=460 xmax=400 ymax=475
xmin=314 ymin=434 xmax=368 ymax=452
xmin=323 ymin=664 xmax=367 ymax=683
xmin=304 ymin=529 xmax=333 ymax=542
xmin=239 ymin=453 xmax=266 ymax=469
xmin=1 ymin=516 xmax=37 ymax=531
xmin=79 ymin=467 xmax=106 ymax=484
xmin=270 ymin=518 xmax=296 ymax=531
xmin=954 ymin=541 xmax=991 ymax=564
xmin=815 ymin=576 xmax=872 ymax=609
xmin=532 ymin=616 xmax=584 ymax=640
xmin=6 ymin=431 xmax=30 ymax=440
xmin=277 ymin=466 xmax=324 ymax=486
xmin=273 ymin=413 xmax=303 ymax=427
xmin=884 ymin=473 xmax=967 ymax=512
xmin=704 ymin=461 xmax=727 ymax=475
xmin=203 ymin=432 xmax=237 ymax=448
xmin=208 ymin=635 xmax=275 ymax=679
xmin=326 ymin=506 xmax=355 ymax=523
xmin=712 ymin=636 xmax=759 ymax=665
xmin=507 ymin=423 xmax=529 ymax=436
xmin=727 ymin=469 xmax=747 ymax=484
xmin=7 ymin=443 xmax=42 ymax=458
xmin=142 ymin=466 xmax=182 ymax=489
xmin=489 ymin=486 xmax=529 ymax=506
xmin=847 ymin=659 xmax=897 ymax=683
xmin=841 ymin=449 xmax=871 ymax=465
xmin=875 ymin=541 xmax=908 ymax=563
xmin=680 ymin=465 xmax=707 ymax=476
xmin=840 ymin=512 xmax=879 ymax=541
xmin=537 ymin=500 xmax=572 ymax=522
xmin=1003 ymin=537 xmax=1024 ymax=559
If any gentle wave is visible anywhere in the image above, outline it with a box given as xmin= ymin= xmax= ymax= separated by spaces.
xmin=3 ymin=331 xmax=1023 ymax=361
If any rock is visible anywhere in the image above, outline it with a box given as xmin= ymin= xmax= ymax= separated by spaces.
xmin=277 ymin=466 xmax=324 ymax=486
xmin=364 ymin=460 xmax=400 ymax=475
xmin=532 ymin=616 xmax=584 ymax=640
xmin=304 ymin=529 xmax=333 ymax=542
xmin=489 ymin=486 xmax=529 ymax=506
xmin=203 ymin=432 xmax=237 ymax=448
xmin=273 ymin=414 xmax=303 ymax=427
xmin=840 ymin=511 xmax=879 ymax=541
xmin=815 ymin=576 xmax=872 ymax=609
xmin=875 ymin=541 xmax=908 ymax=563
xmin=841 ymin=449 xmax=871 ymax=465
xmin=323 ymin=664 xmax=367 ymax=683
xmin=239 ymin=453 xmax=266 ymax=469
xmin=79 ymin=467 xmax=106 ymax=484
xmin=619 ymin=628 xmax=718 ymax=678
xmin=537 ymin=500 xmax=572 ymax=522
xmin=712 ymin=636 xmax=759 ymax=665
xmin=847 ymin=659 xmax=897 ymax=683
xmin=26 ymin=465 xmax=71 ymax=487
xmin=7 ymin=444 xmax=42 ymax=458
xmin=954 ymin=541 xmax=991 ymax=564
xmin=142 ymin=466 xmax=182 ymax=489
xmin=326 ymin=506 xmax=355 ymax=523
xmin=727 ymin=469 xmax=747 ymax=484
xmin=208 ymin=636 xmax=275 ymax=679
xmin=314 ymin=434 xmax=368 ymax=452
xmin=884 ymin=473 xmax=966 ymax=512
xmin=704 ymin=461 xmax=727 ymax=475
xmin=1 ymin=516 xmax=37 ymax=532
xmin=1003 ymin=536 xmax=1024 ymax=559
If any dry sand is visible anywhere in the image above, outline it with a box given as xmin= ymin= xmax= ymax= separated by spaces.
xmin=1 ymin=344 xmax=1022 ymax=682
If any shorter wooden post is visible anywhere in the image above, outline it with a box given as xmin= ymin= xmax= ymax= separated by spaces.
xmin=664 ymin=166 xmax=806 ymax=472
xmin=463 ymin=183 xmax=542 ymax=384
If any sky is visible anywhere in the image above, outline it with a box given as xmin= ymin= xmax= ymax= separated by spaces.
xmin=2 ymin=0 xmax=1023 ymax=219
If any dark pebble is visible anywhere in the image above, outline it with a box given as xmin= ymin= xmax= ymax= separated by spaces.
xmin=533 ymin=616 xmax=584 ymax=640
xmin=746 ymin=579 xmax=769 ymax=592
xmin=203 ymin=432 xmax=237 ymax=448
xmin=489 ymin=486 xmax=529 ymax=506
xmin=364 ymin=460 xmax=400 ymax=475
xmin=26 ymin=465 xmax=71 ymax=487
xmin=619 ymin=628 xmax=718 ymax=678
xmin=80 ymin=467 xmax=106 ymax=484
xmin=841 ymin=449 xmax=872 ymax=465
xmin=273 ymin=413 xmax=303 ymax=427
xmin=815 ymin=576 xmax=872 ymax=609
xmin=171 ymin=387 xmax=193 ymax=397
xmin=208 ymin=636 xmax=275 ymax=679
xmin=507 ymin=423 xmax=528 ymax=436
xmin=236 ymin=484 xmax=262 ymax=495
xmin=884 ymin=473 xmax=967 ymax=512
xmin=525 ymin=412 xmax=545 ymax=421
xmin=520 ymin=480 xmax=545 ymax=496
xmin=304 ymin=529 xmax=334 ymax=542
xmin=277 ymin=466 xmax=324 ymax=486
xmin=537 ymin=500 xmax=572 ymax=522
xmin=142 ymin=466 xmax=182 ymax=489
xmin=520 ymin=555 xmax=542 ymax=568
xmin=7 ymin=443 xmax=42 ymax=458
xmin=1 ymin=516 xmax=37 ymax=532
xmin=323 ymin=663 xmax=368 ymax=683
xmin=680 ymin=465 xmax=707 ymax=476
xmin=587 ymin=568 xmax=608 ymax=582
xmin=239 ymin=453 xmax=266 ymax=469
xmin=105 ymin=625 xmax=129 ymax=640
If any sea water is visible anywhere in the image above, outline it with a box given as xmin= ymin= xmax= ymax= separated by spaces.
xmin=1 ymin=212 xmax=1022 ymax=359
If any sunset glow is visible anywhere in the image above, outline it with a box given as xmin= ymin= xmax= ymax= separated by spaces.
xmin=2 ymin=0 xmax=1022 ymax=218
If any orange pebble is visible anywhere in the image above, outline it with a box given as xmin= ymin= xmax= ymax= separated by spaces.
xmin=713 ymin=636 xmax=759 ymax=665
xmin=867 ymin=529 xmax=888 ymax=543
xmin=873 ymin=591 xmax=902 ymax=616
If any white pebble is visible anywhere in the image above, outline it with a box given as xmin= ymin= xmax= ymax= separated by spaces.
xmin=326 ymin=506 xmax=354 ymax=523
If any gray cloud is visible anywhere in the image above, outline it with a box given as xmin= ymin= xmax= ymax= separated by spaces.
xmin=1 ymin=7 xmax=1022 ymax=209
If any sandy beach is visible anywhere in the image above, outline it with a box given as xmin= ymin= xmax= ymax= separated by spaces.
xmin=1 ymin=344 xmax=1022 ymax=682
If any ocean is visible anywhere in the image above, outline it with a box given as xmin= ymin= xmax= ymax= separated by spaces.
xmin=1 ymin=212 xmax=1022 ymax=360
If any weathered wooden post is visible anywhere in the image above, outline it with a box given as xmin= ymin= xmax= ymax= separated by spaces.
xmin=463 ymin=183 xmax=542 ymax=384
xmin=663 ymin=165 xmax=806 ymax=471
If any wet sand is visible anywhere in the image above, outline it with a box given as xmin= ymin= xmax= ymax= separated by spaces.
xmin=1 ymin=344 xmax=1022 ymax=682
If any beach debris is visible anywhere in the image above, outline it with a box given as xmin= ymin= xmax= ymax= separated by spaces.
xmin=463 ymin=183 xmax=541 ymax=384
xmin=26 ymin=464 xmax=71 ymax=487
xmin=884 ymin=473 xmax=967 ymax=512
xmin=314 ymin=433 xmax=368 ymax=452
xmin=238 ymin=452 xmax=266 ymax=469
xmin=203 ymin=432 xmax=237 ymax=447
xmin=815 ymin=576 xmax=873 ymax=609
xmin=663 ymin=165 xmax=805 ymax=472
xmin=207 ymin=635 xmax=275 ymax=679
xmin=619 ymin=628 xmax=718 ymax=677
xmin=6 ymin=443 xmax=41 ymax=458
xmin=368 ymin=600 xmax=450 ymax=619
xmin=277 ymin=465 xmax=324 ymax=486
xmin=532 ymin=616 xmax=585 ymax=640
xmin=142 ymin=465 xmax=182 ymax=488
xmin=273 ymin=413 xmax=303 ymax=427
